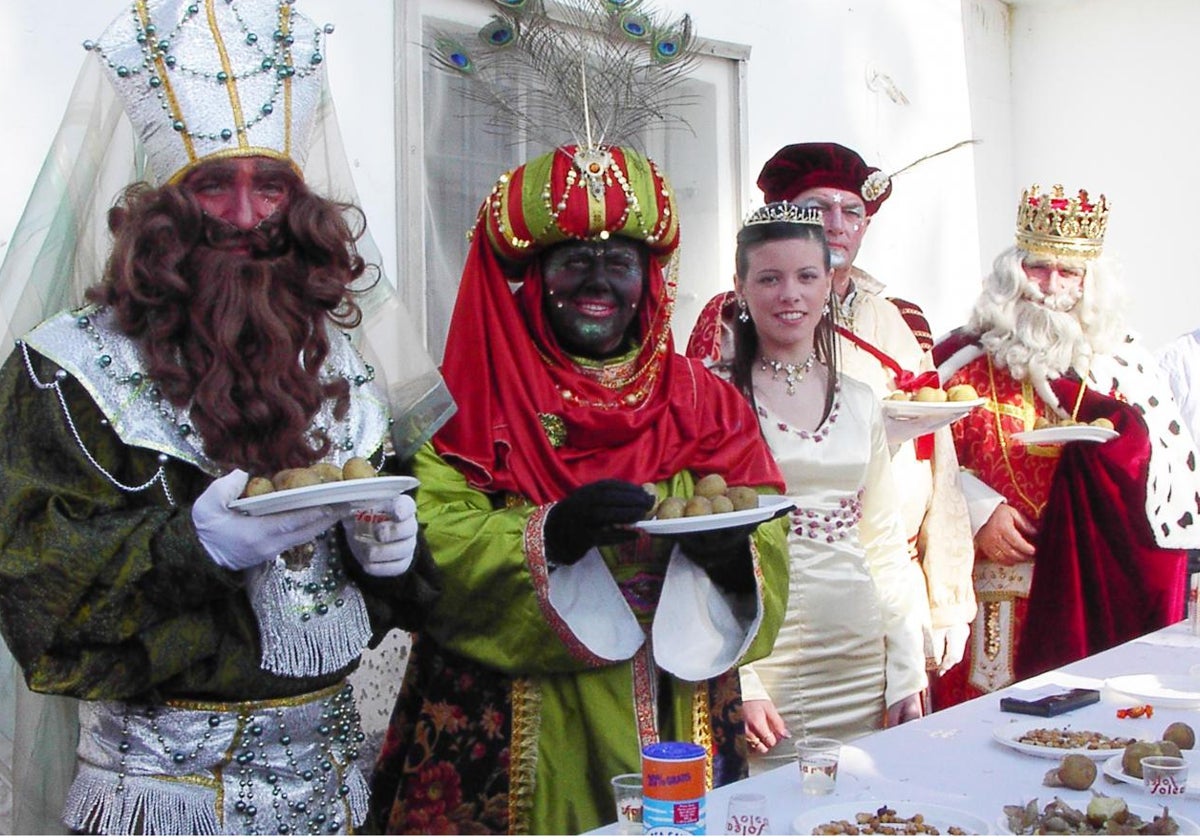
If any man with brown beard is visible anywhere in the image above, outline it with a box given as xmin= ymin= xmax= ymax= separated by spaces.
xmin=930 ymin=184 xmax=1200 ymax=708
xmin=0 ymin=0 xmax=445 ymax=834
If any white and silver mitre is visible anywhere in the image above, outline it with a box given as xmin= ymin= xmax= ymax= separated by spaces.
xmin=87 ymin=0 xmax=329 ymax=185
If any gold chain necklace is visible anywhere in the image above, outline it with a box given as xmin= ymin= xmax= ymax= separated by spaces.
xmin=989 ymin=358 xmax=1046 ymax=517
xmin=988 ymin=357 xmax=1090 ymax=518
xmin=759 ymin=351 xmax=817 ymax=396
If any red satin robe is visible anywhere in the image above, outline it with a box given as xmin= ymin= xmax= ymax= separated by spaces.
xmin=932 ymin=355 xmax=1187 ymax=708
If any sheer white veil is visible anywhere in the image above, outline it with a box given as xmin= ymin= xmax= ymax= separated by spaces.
xmin=0 ymin=53 xmax=453 ymax=834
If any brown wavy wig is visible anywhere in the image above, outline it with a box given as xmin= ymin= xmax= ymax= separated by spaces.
xmin=86 ymin=160 xmax=374 ymax=475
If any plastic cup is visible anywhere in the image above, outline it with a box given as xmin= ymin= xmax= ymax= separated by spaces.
xmin=352 ymin=505 xmax=392 ymax=544
xmin=795 ymin=736 xmax=841 ymax=795
xmin=611 ymin=773 xmax=644 ymax=835
xmin=1142 ymin=755 xmax=1189 ymax=796
xmin=725 ymin=792 xmax=770 ymax=835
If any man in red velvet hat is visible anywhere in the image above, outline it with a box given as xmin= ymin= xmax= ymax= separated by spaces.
xmin=751 ymin=142 xmax=977 ymax=686
xmin=931 ymin=185 xmax=1200 ymax=707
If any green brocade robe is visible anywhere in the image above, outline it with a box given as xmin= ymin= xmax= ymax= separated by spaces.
xmin=0 ymin=314 xmax=436 ymax=833
xmin=370 ymin=444 xmax=789 ymax=835
xmin=0 ymin=332 xmax=415 ymax=703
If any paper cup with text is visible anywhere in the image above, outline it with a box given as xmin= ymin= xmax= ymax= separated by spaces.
xmin=1142 ymin=755 xmax=1189 ymax=796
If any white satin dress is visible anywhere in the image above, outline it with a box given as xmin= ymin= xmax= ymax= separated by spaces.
xmin=739 ymin=376 xmax=930 ymax=774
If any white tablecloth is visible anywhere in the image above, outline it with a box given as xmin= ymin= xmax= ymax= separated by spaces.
xmin=590 ymin=621 xmax=1200 ymax=834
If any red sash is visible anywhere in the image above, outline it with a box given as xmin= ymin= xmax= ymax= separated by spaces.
xmin=836 ymin=325 xmax=938 ymax=459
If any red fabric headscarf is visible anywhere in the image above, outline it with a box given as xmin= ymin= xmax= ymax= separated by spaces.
xmin=433 ymin=146 xmax=783 ymax=505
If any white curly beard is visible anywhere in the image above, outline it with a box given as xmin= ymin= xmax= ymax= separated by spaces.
xmin=972 ymin=268 xmax=1097 ymax=416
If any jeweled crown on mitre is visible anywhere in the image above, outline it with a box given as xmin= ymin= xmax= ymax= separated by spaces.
xmin=87 ymin=0 xmax=329 ymax=185
xmin=1015 ymin=183 xmax=1110 ymax=261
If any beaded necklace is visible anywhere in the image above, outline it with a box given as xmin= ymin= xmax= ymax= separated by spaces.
xmin=76 ymin=306 xmax=376 ymax=460
xmin=758 ymin=350 xmax=817 ymax=396
xmin=22 ymin=306 xmax=383 ymax=505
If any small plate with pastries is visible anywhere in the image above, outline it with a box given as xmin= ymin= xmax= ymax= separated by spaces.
xmin=881 ymin=383 xmax=987 ymax=420
xmin=882 ymin=396 xmax=987 ymax=419
xmin=1012 ymin=423 xmax=1118 ymax=446
xmin=633 ymin=495 xmax=794 ymax=536
xmin=229 ymin=458 xmax=418 ymax=515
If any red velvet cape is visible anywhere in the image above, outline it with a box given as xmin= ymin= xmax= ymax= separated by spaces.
xmin=433 ymin=230 xmax=783 ymax=505
xmin=1014 ymin=377 xmax=1186 ymax=679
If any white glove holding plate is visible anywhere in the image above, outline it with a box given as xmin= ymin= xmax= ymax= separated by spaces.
xmin=193 ymin=469 xmax=343 ymax=570
xmin=342 ymin=493 xmax=418 ymax=577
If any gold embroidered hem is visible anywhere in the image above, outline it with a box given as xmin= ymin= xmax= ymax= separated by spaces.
xmin=508 ymin=676 xmax=543 ymax=836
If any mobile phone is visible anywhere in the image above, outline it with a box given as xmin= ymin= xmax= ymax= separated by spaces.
xmin=999 ymin=687 xmax=1100 ymax=717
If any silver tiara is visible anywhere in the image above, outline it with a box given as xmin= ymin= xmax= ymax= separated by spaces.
xmin=743 ymin=202 xmax=823 ymax=227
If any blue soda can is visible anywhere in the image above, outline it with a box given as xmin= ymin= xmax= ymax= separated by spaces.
xmin=641 ymin=741 xmax=707 ymax=835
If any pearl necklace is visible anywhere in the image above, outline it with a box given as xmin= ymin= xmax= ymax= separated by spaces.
xmin=759 ymin=351 xmax=817 ymax=396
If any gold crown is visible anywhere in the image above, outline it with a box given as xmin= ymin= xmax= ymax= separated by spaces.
xmin=1015 ymin=184 xmax=1110 ymax=260
xmin=743 ymin=202 xmax=824 ymax=228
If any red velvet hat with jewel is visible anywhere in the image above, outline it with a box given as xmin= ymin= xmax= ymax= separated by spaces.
xmin=756 ymin=142 xmax=893 ymax=216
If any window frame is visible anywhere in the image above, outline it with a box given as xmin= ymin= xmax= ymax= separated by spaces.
xmin=393 ymin=0 xmax=751 ymax=356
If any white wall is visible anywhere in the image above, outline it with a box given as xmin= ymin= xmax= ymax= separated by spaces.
xmin=0 ymin=0 xmax=996 ymax=349
xmin=14 ymin=1 xmax=1188 ymax=351
xmin=664 ymin=0 xmax=988 ymax=340
xmin=1009 ymin=0 xmax=1200 ymax=349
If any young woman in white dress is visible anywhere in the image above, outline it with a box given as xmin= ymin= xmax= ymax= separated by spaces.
xmin=718 ymin=203 xmax=930 ymax=772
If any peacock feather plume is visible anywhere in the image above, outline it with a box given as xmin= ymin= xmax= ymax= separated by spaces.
xmin=430 ymin=0 xmax=698 ymax=152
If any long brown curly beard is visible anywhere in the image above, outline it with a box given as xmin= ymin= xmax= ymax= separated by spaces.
xmin=86 ymin=171 xmax=372 ymax=475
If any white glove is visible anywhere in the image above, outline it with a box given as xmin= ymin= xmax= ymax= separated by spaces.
xmin=342 ymin=493 xmax=418 ymax=577
xmin=192 ymin=469 xmax=345 ymax=570
xmin=930 ymin=623 xmax=971 ymax=675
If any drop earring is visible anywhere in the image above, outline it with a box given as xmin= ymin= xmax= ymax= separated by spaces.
xmin=738 ymin=299 xmax=750 ymax=323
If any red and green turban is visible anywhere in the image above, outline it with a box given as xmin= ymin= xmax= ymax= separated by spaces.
xmin=481 ymin=144 xmax=680 ymax=263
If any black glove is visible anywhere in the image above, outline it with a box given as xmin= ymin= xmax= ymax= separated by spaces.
xmin=544 ymin=479 xmax=655 ymax=567
xmin=676 ymin=524 xmax=759 ymax=595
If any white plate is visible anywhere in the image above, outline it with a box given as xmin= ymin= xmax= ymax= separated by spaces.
xmin=991 ymin=720 xmax=1150 ymax=759
xmin=996 ymin=795 xmax=1200 ymax=835
xmin=881 ymin=397 xmax=986 ymax=419
xmin=228 ymin=476 xmax=419 ymax=516
xmin=1102 ymin=749 xmax=1197 ymax=795
xmin=1011 ymin=425 xmax=1119 ymax=445
xmin=792 ymin=800 xmax=990 ymax=836
xmin=1106 ymin=674 xmax=1200 ymax=709
xmin=632 ymin=495 xmax=794 ymax=535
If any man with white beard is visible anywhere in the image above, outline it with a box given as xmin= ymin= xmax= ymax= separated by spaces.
xmin=930 ymin=184 xmax=1200 ymax=708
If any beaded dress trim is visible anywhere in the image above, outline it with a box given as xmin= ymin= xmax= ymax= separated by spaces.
xmin=64 ymin=682 xmax=369 ymax=835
